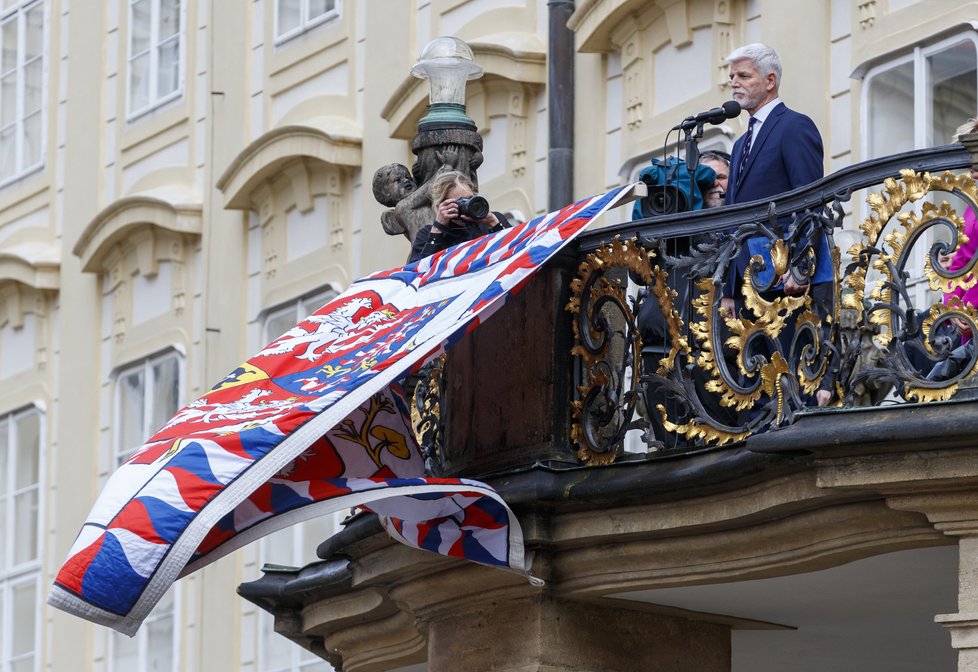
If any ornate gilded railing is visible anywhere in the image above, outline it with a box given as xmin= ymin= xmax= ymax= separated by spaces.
xmin=568 ymin=142 xmax=978 ymax=463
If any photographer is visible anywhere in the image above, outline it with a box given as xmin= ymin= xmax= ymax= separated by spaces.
xmin=408 ymin=171 xmax=511 ymax=263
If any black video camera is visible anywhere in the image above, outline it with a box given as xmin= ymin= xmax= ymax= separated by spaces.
xmin=455 ymin=195 xmax=490 ymax=220
xmin=639 ymin=174 xmax=688 ymax=217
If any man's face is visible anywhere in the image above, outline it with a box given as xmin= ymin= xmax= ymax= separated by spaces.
xmin=729 ymin=58 xmax=777 ymax=114
xmin=701 ymin=158 xmax=728 ymax=208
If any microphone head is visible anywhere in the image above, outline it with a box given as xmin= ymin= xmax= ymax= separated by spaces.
xmin=722 ymin=100 xmax=741 ymax=119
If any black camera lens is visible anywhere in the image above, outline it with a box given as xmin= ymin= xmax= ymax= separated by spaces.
xmin=455 ymin=195 xmax=490 ymax=219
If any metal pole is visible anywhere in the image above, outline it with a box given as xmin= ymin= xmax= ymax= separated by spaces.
xmin=548 ymin=0 xmax=575 ymax=211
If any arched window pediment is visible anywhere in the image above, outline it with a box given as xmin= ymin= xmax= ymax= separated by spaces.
xmin=571 ymin=0 xmax=666 ymax=53
xmin=217 ymin=120 xmax=363 ymax=210
xmin=380 ymin=35 xmax=546 ymax=140
xmin=0 ymin=244 xmax=59 ymax=291
xmin=73 ymin=196 xmax=203 ymax=274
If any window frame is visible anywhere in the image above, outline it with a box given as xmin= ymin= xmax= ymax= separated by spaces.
xmin=126 ymin=0 xmax=185 ymax=120
xmin=106 ymin=585 xmax=182 ymax=672
xmin=860 ymin=32 xmax=978 ymax=158
xmin=859 ymin=32 xmax=978 ymax=307
xmin=0 ymin=0 xmax=47 ymax=188
xmin=256 ymin=520 xmax=343 ymax=672
xmin=273 ymin=0 xmax=341 ymax=45
xmin=262 ymin=285 xmax=339 ymax=345
xmin=256 ymin=286 xmax=343 ymax=672
xmin=0 ymin=404 xmax=45 ymax=672
xmin=112 ymin=348 xmax=184 ymax=466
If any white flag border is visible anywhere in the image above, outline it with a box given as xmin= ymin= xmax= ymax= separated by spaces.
xmin=48 ymin=184 xmax=640 ymax=635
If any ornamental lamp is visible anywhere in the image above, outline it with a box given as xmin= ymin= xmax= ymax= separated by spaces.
xmin=411 ymin=36 xmax=483 ymax=130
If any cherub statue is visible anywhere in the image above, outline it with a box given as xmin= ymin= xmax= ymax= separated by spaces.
xmin=372 ymin=162 xmax=436 ymax=244
xmin=373 ymin=144 xmax=484 ymax=246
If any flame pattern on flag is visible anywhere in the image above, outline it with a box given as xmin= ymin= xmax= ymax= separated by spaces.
xmin=49 ymin=185 xmax=636 ymax=635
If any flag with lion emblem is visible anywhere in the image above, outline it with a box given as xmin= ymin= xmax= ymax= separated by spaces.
xmin=49 ymin=184 xmax=637 ymax=635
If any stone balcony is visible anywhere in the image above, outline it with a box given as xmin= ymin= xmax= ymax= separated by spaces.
xmin=240 ymin=141 xmax=978 ymax=671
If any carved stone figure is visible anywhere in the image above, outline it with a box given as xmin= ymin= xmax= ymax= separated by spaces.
xmin=372 ymin=163 xmax=433 ymax=243
xmin=373 ymin=127 xmax=485 ymax=247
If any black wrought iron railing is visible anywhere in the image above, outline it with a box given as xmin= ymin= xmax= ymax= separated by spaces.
xmin=566 ymin=141 xmax=978 ymax=464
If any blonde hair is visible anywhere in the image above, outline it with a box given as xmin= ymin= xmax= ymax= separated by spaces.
xmin=430 ymin=171 xmax=476 ymax=206
xmin=952 ymin=118 xmax=978 ymax=142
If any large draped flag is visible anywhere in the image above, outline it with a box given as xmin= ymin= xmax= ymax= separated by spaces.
xmin=49 ymin=184 xmax=638 ymax=635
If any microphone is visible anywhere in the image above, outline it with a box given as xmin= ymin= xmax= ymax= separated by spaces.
xmin=673 ymin=100 xmax=741 ymax=130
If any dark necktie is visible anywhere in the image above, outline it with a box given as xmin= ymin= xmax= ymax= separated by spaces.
xmin=738 ymin=116 xmax=758 ymax=182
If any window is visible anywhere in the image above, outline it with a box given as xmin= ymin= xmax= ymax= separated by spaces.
xmin=114 ymin=350 xmax=182 ymax=465
xmin=109 ymin=588 xmax=178 ymax=672
xmin=274 ymin=0 xmax=339 ymax=43
xmin=258 ymin=287 xmax=342 ymax=672
xmin=263 ymin=287 xmax=338 ymax=345
xmin=128 ymin=0 xmax=182 ymax=117
xmin=0 ymin=407 xmax=42 ymax=672
xmin=0 ymin=0 xmax=44 ymax=184
xmin=863 ymin=35 xmax=978 ymax=159
xmin=862 ymin=34 xmax=978 ymax=307
xmin=110 ymin=353 xmax=181 ymax=671
xmin=258 ymin=517 xmax=341 ymax=672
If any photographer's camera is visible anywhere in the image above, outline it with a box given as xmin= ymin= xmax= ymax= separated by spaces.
xmin=455 ymin=195 xmax=490 ymax=219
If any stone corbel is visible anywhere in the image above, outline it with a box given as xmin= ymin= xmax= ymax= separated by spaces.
xmin=0 ymin=282 xmax=54 ymax=372
xmin=0 ymin=248 xmax=58 ymax=332
xmin=507 ymin=88 xmax=528 ymax=178
xmin=249 ymin=181 xmax=281 ymax=279
xmin=858 ymin=0 xmax=877 ymax=30
xmin=302 ymin=588 xmax=426 ymax=672
xmin=156 ymin=229 xmax=189 ymax=317
xmin=112 ymin=266 xmax=130 ymax=343
xmin=0 ymin=284 xmax=24 ymax=330
xmin=284 ymin=160 xmax=314 ymax=214
xmin=485 ymin=79 xmax=530 ymax=178
xmin=655 ymin=0 xmax=691 ymax=48
xmin=325 ymin=168 xmax=344 ymax=253
xmin=611 ymin=18 xmax=646 ymax=131
xmin=129 ymin=228 xmax=159 ymax=279
xmin=250 ymin=180 xmax=276 ymax=227
xmin=326 ymin=610 xmax=426 ymax=672
xmin=715 ymin=24 xmax=733 ymax=90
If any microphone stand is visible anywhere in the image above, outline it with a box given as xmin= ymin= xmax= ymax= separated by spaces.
xmin=684 ymin=121 xmax=706 ymax=173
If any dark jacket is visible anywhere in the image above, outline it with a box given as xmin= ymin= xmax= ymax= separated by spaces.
xmin=724 ymin=102 xmax=832 ymax=295
xmin=408 ymin=212 xmax=511 ymax=264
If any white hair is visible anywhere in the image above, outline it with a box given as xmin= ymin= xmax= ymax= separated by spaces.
xmin=726 ymin=43 xmax=782 ymax=84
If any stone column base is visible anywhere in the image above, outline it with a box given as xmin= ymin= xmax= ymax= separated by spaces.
xmin=936 ymin=612 xmax=978 ymax=672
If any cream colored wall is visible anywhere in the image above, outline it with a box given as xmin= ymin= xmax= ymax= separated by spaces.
xmin=9 ymin=1 xmax=966 ymax=671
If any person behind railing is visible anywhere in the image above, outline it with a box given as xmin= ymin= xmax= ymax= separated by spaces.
xmin=926 ymin=119 xmax=978 ymax=381
xmin=720 ymin=43 xmax=836 ymax=407
xmin=635 ymin=152 xmax=735 ymax=446
xmin=407 ymin=171 xmax=511 ymax=263
xmin=699 ymin=150 xmax=730 ymax=209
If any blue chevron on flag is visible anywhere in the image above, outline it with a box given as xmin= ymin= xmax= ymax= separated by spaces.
xmin=49 ymin=184 xmax=638 ymax=635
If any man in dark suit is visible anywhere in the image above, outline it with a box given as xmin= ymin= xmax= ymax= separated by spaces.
xmin=721 ymin=43 xmax=835 ymax=406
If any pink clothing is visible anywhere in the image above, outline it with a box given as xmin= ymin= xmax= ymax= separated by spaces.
xmin=944 ymin=206 xmax=978 ymax=342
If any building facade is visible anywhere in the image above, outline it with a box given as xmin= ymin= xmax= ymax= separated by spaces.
xmin=0 ymin=0 xmax=975 ymax=671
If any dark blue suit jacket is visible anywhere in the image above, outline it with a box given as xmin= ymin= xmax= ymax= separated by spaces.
xmin=724 ymin=102 xmax=831 ymax=294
